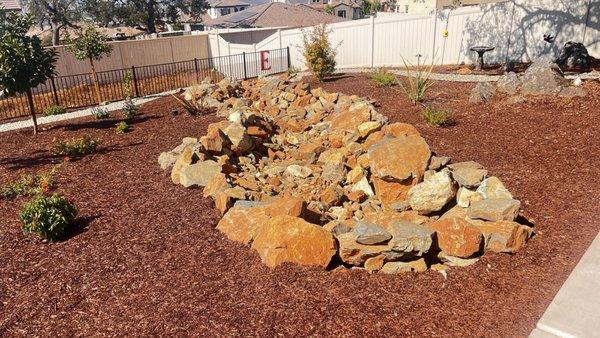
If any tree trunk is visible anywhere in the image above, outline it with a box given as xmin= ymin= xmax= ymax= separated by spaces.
xmin=89 ymin=58 xmax=102 ymax=105
xmin=26 ymin=89 xmax=38 ymax=135
xmin=51 ymin=21 xmax=60 ymax=46
xmin=146 ymin=1 xmax=156 ymax=34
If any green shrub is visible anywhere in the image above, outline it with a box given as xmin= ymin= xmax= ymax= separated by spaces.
xmin=20 ymin=193 xmax=77 ymax=242
xmin=398 ymin=57 xmax=435 ymax=104
xmin=370 ymin=68 xmax=398 ymax=87
xmin=43 ymin=105 xmax=67 ymax=116
xmin=123 ymin=70 xmax=133 ymax=98
xmin=286 ymin=66 xmax=300 ymax=76
xmin=420 ymin=106 xmax=452 ymax=126
xmin=91 ymin=106 xmax=110 ymax=119
xmin=121 ymin=97 xmax=138 ymax=119
xmin=115 ymin=121 xmax=131 ymax=134
xmin=302 ymin=24 xmax=337 ymax=82
xmin=51 ymin=135 xmax=100 ymax=157
xmin=1 ymin=166 xmax=58 ymax=199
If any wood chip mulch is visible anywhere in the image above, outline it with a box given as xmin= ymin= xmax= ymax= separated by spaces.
xmin=1 ymin=75 xmax=599 ymax=336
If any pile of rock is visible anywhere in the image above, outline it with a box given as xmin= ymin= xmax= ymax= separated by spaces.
xmin=159 ymin=75 xmax=533 ymax=273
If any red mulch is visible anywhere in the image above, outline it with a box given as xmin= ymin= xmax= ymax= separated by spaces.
xmin=1 ymin=74 xmax=599 ymax=336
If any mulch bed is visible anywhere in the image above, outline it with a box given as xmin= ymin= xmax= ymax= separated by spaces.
xmin=1 ymin=74 xmax=599 ymax=336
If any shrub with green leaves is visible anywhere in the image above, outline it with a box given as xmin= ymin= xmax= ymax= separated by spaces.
xmin=1 ymin=167 xmax=58 ymax=199
xmin=91 ymin=106 xmax=110 ymax=119
xmin=43 ymin=105 xmax=67 ymax=116
xmin=370 ymin=68 xmax=398 ymax=87
xmin=20 ymin=193 xmax=77 ymax=242
xmin=420 ymin=106 xmax=452 ymax=126
xmin=51 ymin=135 xmax=100 ymax=157
xmin=122 ymin=70 xmax=133 ymax=98
xmin=115 ymin=121 xmax=131 ymax=134
xmin=121 ymin=98 xmax=138 ymax=119
xmin=286 ymin=66 xmax=300 ymax=76
xmin=398 ymin=57 xmax=435 ymax=104
xmin=302 ymin=24 xmax=336 ymax=82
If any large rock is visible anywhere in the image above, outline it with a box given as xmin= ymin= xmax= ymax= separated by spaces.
xmin=521 ymin=59 xmax=569 ymax=95
xmin=369 ymin=135 xmax=431 ymax=182
xmin=372 ymin=177 xmax=415 ymax=209
xmin=469 ymin=82 xmax=495 ymax=103
xmin=179 ymin=160 xmax=222 ymax=188
xmin=407 ymin=169 xmax=457 ymax=214
xmin=158 ymin=151 xmax=179 ymax=170
xmin=222 ymin=123 xmax=253 ymax=154
xmin=337 ymin=232 xmax=404 ymax=265
xmin=556 ymin=41 xmax=590 ymax=71
xmin=251 ymin=215 xmax=337 ymax=268
xmin=427 ymin=217 xmax=483 ymax=258
xmin=217 ymin=203 xmax=269 ymax=245
xmin=380 ymin=258 xmax=427 ymax=274
xmin=264 ymin=196 xmax=306 ymax=218
xmin=496 ymin=72 xmax=521 ymax=94
xmin=170 ymin=146 xmax=194 ymax=184
xmin=387 ymin=221 xmax=435 ymax=256
xmin=467 ymin=198 xmax=521 ymax=221
xmin=448 ymin=161 xmax=487 ymax=188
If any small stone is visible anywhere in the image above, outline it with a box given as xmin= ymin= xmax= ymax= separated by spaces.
xmin=223 ymin=123 xmax=253 ymax=154
xmin=380 ymin=258 xmax=427 ymax=274
xmin=285 ymin=165 xmax=313 ymax=178
xmin=203 ymin=173 xmax=230 ymax=198
xmin=346 ymin=166 xmax=364 ymax=184
xmin=474 ymin=220 xmax=533 ymax=253
xmin=448 ymin=162 xmax=488 ymax=188
xmin=438 ymin=251 xmax=479 ymax=267
xmin=427 ymin=217 xmax=483 ymax=258
xmin=364 ymin=255 xmax=386 ymax=272
xmin=323 ymin=220 xmax=353 ymax=236
xmin=179 ymin=160 xmax=222 ymax=188
xmin=357 ymin=121 xmax=382 ymax=138
xmin=353 ymin=221 xmax=392 ymax=245
xmin=351 ymin=177 xmax=374 ymax=197
xmin=456 ymin=187 xmax=483 ymax=208
xmin=408 ymin=169 xmax=457 ymax=214
xmin=158 ymin=151 xmax=179 ymax=170
xmin=264 ymin=196 xmax=306 ymax=218
xmin=428 ymin=156 xmax=451 ymax=170
xmin=476 ymin=177 xmax=513 ymax=199
xmin=467 ymin=198 xmax=521 ymax=221
xmin=387 ymin=221 xmax=435 ymax=256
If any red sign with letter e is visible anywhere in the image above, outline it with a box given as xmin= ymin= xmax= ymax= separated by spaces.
xmin=260 ymin=51 xmax=271 ymax=71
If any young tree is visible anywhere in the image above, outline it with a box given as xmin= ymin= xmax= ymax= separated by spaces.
xmin=302 ymin=24 xmax=337 ymax=82
xmin=121 ymin=0 xmax=209 ymax=34
xmin=65 ymin=25 xmax=112 ymax=105
xmin=0 ymin=13 xmax=57 ymax=134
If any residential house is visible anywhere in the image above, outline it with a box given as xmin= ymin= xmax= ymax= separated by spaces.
xmin=393 ymin=0 xmax=507 ymax=14
xmin=276 ymin=0 xmax=363 ymax=19
xmin=0 ymin=0 xmax=21 ymax=12
xmin=207 ymin=0 xmax=251 ymax=19
xmin=205 ymin=2 xmax=348 ymax=28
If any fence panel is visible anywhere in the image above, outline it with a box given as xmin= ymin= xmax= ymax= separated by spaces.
xmin=0 ymin=47 xmax=290 ymax=121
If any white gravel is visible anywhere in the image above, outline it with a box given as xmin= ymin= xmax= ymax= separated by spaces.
xmin=0 ymin=89 xmax=181 ymax=133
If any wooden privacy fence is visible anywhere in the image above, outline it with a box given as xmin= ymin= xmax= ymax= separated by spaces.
xmin=0 ymin=47 xmax=291 ymax=121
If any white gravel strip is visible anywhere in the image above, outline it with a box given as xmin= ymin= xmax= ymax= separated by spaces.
xmin=0 ymin=89 xmax=182 ymax=133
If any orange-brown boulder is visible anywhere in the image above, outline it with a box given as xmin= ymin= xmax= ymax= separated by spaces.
xmin=368 ymin=135 xmax=431 ymax=182
xmin=474 ymin=220 xmax=533 ymax=253
xmin=251 ymin=215 xmax=337 ymax=268
xmin=264 ymin=196 xmax=306 ymax=218
xmin=381 ymin=122 xmax=420 ymax=138
xmin=372 ymin=177 xmax=416 ymax=209
xmin=427 ymin=217 xmax=484 ymax=258
xmin=217 ymin=203 xmax=270 ymax=245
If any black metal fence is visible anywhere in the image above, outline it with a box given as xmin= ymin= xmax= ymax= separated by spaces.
xmin=0 ymin=47 xmax=291 ymax=121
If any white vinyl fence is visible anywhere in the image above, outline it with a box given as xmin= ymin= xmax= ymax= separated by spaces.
xmin=208 ymin=0 xmax=599 ymax=70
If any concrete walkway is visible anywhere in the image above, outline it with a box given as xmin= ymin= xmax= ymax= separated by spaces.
xmin=0 ymin=89 xmax=180 ymax=133
xmin=530 ymin=231 xmax=600 ymax=338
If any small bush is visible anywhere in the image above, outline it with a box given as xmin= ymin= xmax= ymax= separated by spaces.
xmin=20 ymin=193 xmax=77 ymax=242
xmin=370 ymin=68 xmax=398 ymax=87
xmin=91 ymin=106 xmax=110 ymax=119
xmin=398 ymin=57 xmax=435 ymax=104
xmin=115 ymin=121 xmax=131 ymax=134
xmin=51 ymin=135 xmax=100 ymax=157
xmin=123 ymin=70 xmax=133 ymax=98
xmin=302 ymin=24 xmax=337 ymax=82
xmin=420 ymin=106 xmax=452 ymax=126
xmin=43 ymin=105 xmax=67 ymax=116
xmin=286 ymin=66 xmax=300 ymax=76
xmin=121 ymin=97 xmax=138 ymax=119
xmin=1 ymin=166 xmax=58 ymax=199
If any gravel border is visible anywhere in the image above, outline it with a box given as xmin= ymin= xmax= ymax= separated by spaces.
xmin=0 ymin=89 xmax=181 ymax=133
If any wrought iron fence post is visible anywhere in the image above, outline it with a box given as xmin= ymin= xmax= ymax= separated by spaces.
xmin=50 ymin=77 xmax=60 ymax=106
xmin=243 ymin=52 xmax=248 ymax=80
xmin=286 ymin=46 xmax=291 ymax=69
xmin=194 ymin=58 xmax=200 ymax=84
xmin=131 ymin=66 xmax=140 ymax=97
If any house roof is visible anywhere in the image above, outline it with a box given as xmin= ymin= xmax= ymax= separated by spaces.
xmin=205 ymin=2 xmax=347 ymax=28
xmin=0 ymin=0 xmax=21 ymax=10
xmin=209 ymin=0 xmax=250 ymax=8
